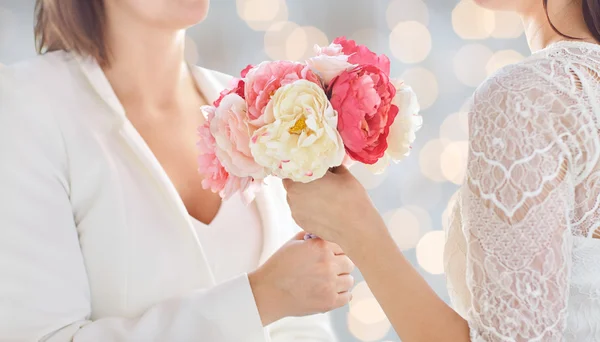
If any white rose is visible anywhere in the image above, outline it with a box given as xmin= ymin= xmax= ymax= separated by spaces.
xmin=250 ymin=79 xmax=345 ymax=182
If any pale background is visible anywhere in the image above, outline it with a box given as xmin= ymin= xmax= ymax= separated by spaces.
xmin=0 ymin=0 xmax=530 ymax=340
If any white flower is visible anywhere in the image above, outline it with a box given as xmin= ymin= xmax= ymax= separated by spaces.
xmin=250 ymin=79 xmax=345 ymax=182
xmin=366 ymin=83 xmax=423 ymax=174
xmin=306 ymin=44 xmax=354 ymax=86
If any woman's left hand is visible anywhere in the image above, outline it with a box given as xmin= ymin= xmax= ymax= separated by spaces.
xmin=282 ymin=166 xmax=387 ymax=251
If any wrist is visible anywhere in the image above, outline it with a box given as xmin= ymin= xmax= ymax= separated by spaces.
xmin=248 ymin=268 xmax=284 ymax=326
xmin=343 ymin=217 xmax=391 ymax=262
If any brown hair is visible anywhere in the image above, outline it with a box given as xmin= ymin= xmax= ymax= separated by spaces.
xmin=34 ymin=0 xmax=110 ymax=66
xmin=544 ymin=0 xmax=600 ymax=42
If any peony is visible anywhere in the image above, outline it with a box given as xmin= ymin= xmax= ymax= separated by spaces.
xmin=306 ymin=43 xmax=353 ymax=86
xmin=213 ymin=65 xmax=254 ymax=107
xmin=197 ymin=106 xmax=255 ymax=199
xmin=214 ymin=78 xmax=245 ymax=107
xmin=328 ymin=64 xmax=398 ymax=165
xmin=365 ymin=83 xmax=422 ymax=174
xmin=333 ymin=37 xmax=391 ymax=76
xmin=210 ymin=94 xmax=267 ymax=179
xmin=250 ymin=79 xmax=345 ymax=183
xmin=244 ymin=61 xmax=321 ymax=125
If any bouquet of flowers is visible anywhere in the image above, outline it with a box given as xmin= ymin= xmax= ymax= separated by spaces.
xmin=197 ymin=37 xmax=422 ymax=201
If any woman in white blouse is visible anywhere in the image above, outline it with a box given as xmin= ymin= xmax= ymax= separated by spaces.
xmin=0 ymin=0 xmax=355 ymax=341
xmin=285 ymin=0 xmax=600 ymax=341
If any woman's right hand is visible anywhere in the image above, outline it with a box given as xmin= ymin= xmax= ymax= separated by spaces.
xmin=248 ymin=232 xmax=355 ymax=326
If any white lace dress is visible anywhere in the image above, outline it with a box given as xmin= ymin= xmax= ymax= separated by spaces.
xmin=444 ymin=41 xmax=600 ymax=341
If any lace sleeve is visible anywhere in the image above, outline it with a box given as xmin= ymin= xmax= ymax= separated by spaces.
xmin=462 ymin=65 xmax=574 ymax=341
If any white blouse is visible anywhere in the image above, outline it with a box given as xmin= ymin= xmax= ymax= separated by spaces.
xmin=192 ymin=194 xmax=263 ymax=284
xmin=444 ymin=41 xmax=600 ymax=342
xmin=0 ymin=51 xmax=336 ymax=342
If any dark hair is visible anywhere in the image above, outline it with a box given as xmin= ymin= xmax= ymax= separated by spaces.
xmin=34 ymin=0 xmax=110 ymax=66
xmin=544 ymin=0 xmax=600 ymax=42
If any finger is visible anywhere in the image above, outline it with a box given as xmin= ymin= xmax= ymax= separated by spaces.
xmin=330 ymin=165 xmax=350 ymax=175
xmin=325 ymin=242 xmax=345 ymax=256
xmin=335 ymin=255 xmax=355 ymax=275
xmin=335 ymin=291 xmax=352 ymax=307
xmin=336 ymin=274 xmax=355 ymax=293
xmin=291 ymin=231 xmax=308 ymax=241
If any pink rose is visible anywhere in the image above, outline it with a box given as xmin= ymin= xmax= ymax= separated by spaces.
xmin=213 ymin=65 xmax=254 ymax=107
xmin=244 ymin=61 xmax=321 ymax=125
xmin=328 ymin=65 xmax=399 ymax=165
xmin=210 ymin=94 xmax=267 ymax=179
xmin=197 ymin=106 xmax=254 ymax=199
xmin=307 ymin=43 xmax=353 ymax=86
xmin=333 ymin=37 xmax=391 ymax=76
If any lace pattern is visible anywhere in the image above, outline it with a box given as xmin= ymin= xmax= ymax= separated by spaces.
xmin=444 ymin=41 xmax=600 ymax=342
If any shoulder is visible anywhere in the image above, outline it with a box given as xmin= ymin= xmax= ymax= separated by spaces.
xmin=467 ymin=55 xmax=576 ymax=162
xmin=0 ymin=52 xmax=73 ymax=155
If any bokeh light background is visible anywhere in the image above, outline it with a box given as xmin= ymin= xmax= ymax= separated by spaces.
xmin=0 ymin=0 xmax=530 ymax=340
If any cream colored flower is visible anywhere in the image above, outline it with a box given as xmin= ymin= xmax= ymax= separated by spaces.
xmin=366 ymin=82 xmax=422 ymax=174
xmin=250 ymin=79 xmax=345 ymax=182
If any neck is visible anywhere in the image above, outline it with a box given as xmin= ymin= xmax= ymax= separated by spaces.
xmin=102 ymin=9 xmax=196 ymax=109
xmin=520 ymin=0 xmax=597 ymax=52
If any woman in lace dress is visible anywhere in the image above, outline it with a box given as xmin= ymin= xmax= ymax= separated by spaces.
xmin=284 ymin=0 xmax=600 ymax=341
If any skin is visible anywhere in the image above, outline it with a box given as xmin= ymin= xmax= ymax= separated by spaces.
xmin=284 ymin=0 xmax=598 ymax=341
xmin=101 ymin=0 xmax=354 ymax=327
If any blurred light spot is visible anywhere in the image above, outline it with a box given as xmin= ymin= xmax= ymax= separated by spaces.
xmin=405 ymin=205 xmax=432 ymax=233
xmin=350 ymin=163 xmax=388 ymax=190
xmin=416 ymin=231 xmax=446 ymax=274
xmin=486 ymin=49 xmax=525 ymax=75
xmin=264 ymin=21 xmax=300 ymax=60
xmin=400 ymin=67 xmax=438 ymax=110
xmin=440 ymin=141 xmax=469 ymax=184
xmin=399 ymin=178 xmax=442 ymax=210
xmin=452 ymin=0 xmax=495 ymax=39
xmin=386 ymin=0 xmax=430 ymax=28
xmin=492 ymin=12 xmax=524 ymax=39
xmin=285 ymin=26 xmax=308 ymax=61
xmin=350 ymin=281 xmax=374 ymax=305
xmin=419 ymin=139 xmax=446 ymax=182
xmin=389 ymin=21 xmax=432 ymax=64
xmin=184 ymin=36 xmax=199 ymax=65
xmin=454 ymin=44 xmax=493 ymax=87
xmin=348 ymin=312 xmax=392 ymax=342
xmin=387 ymin=207 xmax=421 ymax=250
xmin=350 ymin=298 xmax=387 ymax=325
xmin=442 ymin=190 xmax=460 ymax=232
xmin=440 ymin=111 xmax=469 ymax=142
xmin=288 ymin=26 xmax=329 ymax=61
xmin=236 ymin=0 xmax=289 ymax=31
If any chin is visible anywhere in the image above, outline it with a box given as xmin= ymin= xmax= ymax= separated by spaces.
xmin=153 ymin=0 xmax=210 ymax=29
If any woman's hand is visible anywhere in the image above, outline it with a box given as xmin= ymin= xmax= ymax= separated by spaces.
xmin=248 ymin=232 xmax=355 ymax=326
xmin=282 ymin=166 xmax=388 ymax=252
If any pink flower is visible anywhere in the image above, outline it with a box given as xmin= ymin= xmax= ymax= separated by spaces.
xmin=210 ymin=94 xmax=267 ymax=179
xmin=328 ymin=65 xmax=399 ymax=165
xmin=213 ymin=65 xmax=254 ymax=107
xmin=214 ymin=78 xmax=245 ymax=107
xmin=197 ymin=106 xmax=255 ymax=199
xmin=307 ymin=43 xmax=353 ymax=86
xmin=244 ymin=61 xmax=321 ymax=125
xmin=333 ymin=37 xmax=391 ymax=76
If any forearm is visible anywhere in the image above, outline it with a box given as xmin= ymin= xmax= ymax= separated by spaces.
xmin=346 ymin=228 xmax=470 ymax=342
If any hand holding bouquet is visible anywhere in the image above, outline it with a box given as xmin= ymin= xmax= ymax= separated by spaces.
xmin=197 ymin=37 xmax=422 ymax=201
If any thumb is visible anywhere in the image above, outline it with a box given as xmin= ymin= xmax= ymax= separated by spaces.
xmin=330 ymin=164 xmax=350 ymax=175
